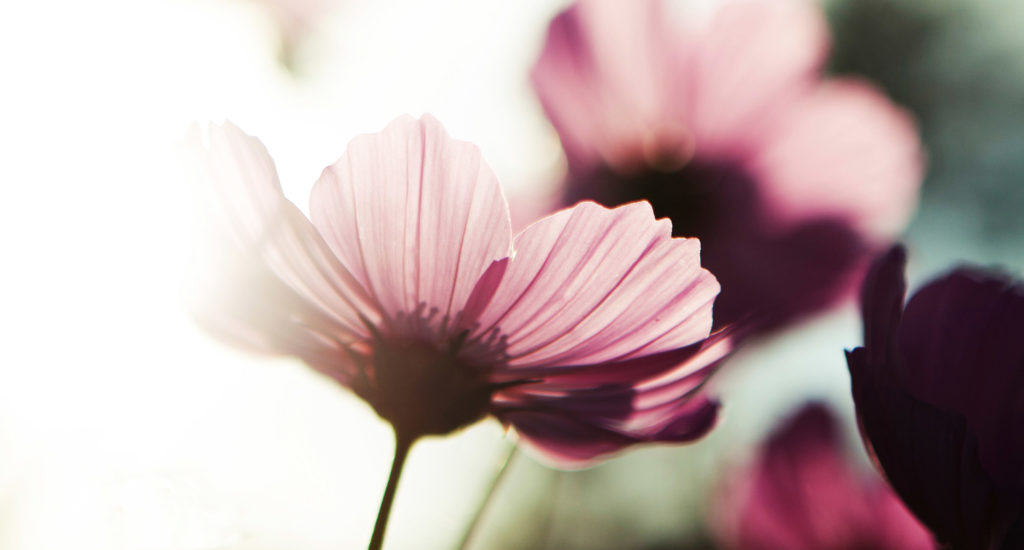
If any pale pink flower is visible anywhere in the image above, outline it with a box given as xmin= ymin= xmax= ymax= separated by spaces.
xmin=185 ymin=115 xmax=730 ymax=467
xmin=532 ymin=0 xmax=924 ymax=334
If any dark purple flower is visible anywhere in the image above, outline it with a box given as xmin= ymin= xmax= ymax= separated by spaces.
xmin=531 ymin=0 xmax=924 ymax=335
xmin=712 ymin=403 xmax=935 ymax=550
xmin=846 ymin=246 xmax=1024 ymax=549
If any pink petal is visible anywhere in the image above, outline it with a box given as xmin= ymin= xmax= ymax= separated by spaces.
xmin=689 ymin=0 xmax=829 ymax=153
xmin=712 ymin=404 xmax=937 ymax=550
xmin=184 ymin=123 xmax=377 ymax=382
xmin=491 ymin=332 xmax=729 ymax=465
xmin=749 ymin=79 xmax=924 ymax=237
xmin=531 ymin=0 xmax=686 ymax=171
xmin=462 ymin=201 xmax=719 ymax=368
xmin=310 ymin=115 xmax=512 ymax=341
xmin=488 ymin=331 xmax=720 ymax=387
xmin=873 ymin=487 xmax=941 ymax=550
xmin=499 ymin=394 xmax=718 ymax=469
xmin=499 ymin=411 xmax=637 ymax=469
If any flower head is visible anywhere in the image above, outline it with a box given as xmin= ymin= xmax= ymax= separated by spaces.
xmin=846 ymin=246 xmax=1024 ymax=548
xmin=531 ymin=0 xmax=923 ymax=334
xmin=712 ymin=403 xmax=935 ymax=550
xmin=185 ymin=116 xmax=730 ymax=467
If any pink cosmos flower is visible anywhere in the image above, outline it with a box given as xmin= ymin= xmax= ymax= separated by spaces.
xmin=532 ymin=0 xmax=924 ymax=334
xmin=185 ymin=115 xmax=731 ymax=468
xmin=711 ymin=403 xmax=936 ymax=550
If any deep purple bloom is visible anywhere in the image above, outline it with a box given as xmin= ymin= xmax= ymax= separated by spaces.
xmin=185 ymin=115 xmax=732 ymax=468
xmin=846 ymin=246 xmax=1024 ymax=549
xmin=712 ymin=403 xmax=936 ymax=550
xmin=531 ymin=0 xmax=923 ymax=334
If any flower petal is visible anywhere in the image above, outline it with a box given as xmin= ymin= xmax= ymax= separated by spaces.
xmin=898 ymin=267 xmax=1024 ymax=490
xmin=499 ymin=395 xmax=718 ymax=470
xmin=690 ymin=0 xmax=829 ymax=152
xmin=462 ymin=201 xmax=719 ymax=368
xmin=310 ymin=116 xmax=512 ymax=342
xmin=848 ymin=347 xmax=999 ymax=550
xmin=713 ymin=403 xmax=936 ymax=550
xmin=860 ymin=244 xmax=909 ymax=367
xmin=491 ymin=328 xmax=729 ymax=390
xmin=749 ymin=79 xmax=924 ymax=237
xmin=530 ymin=0 xmax=685 ymax=171
xmin=499 ymin=411 xmax=637 ymax=469
xmin=183 ymin=122 xmax=377 ymax=380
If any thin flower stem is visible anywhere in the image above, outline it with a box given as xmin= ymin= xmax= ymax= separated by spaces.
xmin=455 ymin=445 xmax=519 ymax=550
xmin=367 ymin=431 xmax=414 ymax=550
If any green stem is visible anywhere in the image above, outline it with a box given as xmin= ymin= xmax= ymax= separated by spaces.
xmin=456 ymin=445 xmax=519 ymax=550
xmin=367 ymin=431 xmax=413 ymax=550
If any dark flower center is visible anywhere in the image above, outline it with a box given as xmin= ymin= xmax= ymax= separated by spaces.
xmin=365 ymin=335 xmax=497 ymax=440
xmin=566 ymin=157 xmax=762 ymax=244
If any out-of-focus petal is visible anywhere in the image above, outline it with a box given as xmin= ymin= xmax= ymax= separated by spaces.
xmin=750 ymin=79 xmax=924 ymax=236
xmin=716 ymin=405 xmax=863 ymax=550
xmin=183 ymin=123 xmax=377 ymax=376
xmin=310 ymin=115 xmax=512 ymax=341
xmin=530 ymin=0 xmax=685 ymax=171
xmin=461 ymin=201 xmax=718 ymax=368
xmin=690 ymin=0 xmax=829 ymax=152
xmin=874 ymin=488 xmax=944 ymax=550
xmin=699 ymin=212 xmax=867 ymax=333
xmin=713 ymin=403 xmax=935 ymax=550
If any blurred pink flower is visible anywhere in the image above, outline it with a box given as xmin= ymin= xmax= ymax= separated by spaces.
xmin=532 ymin=0 xmax=923 ymax=334
xmin=712 ymin=403 xmax=936 ymax=550
xmin=185 ymin=115 xmax=731 ymax=468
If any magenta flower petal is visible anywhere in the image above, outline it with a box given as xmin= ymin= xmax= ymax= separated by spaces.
xmin=491 ymin=328 xmax=731 ymax=468
xmin=499 ymin=388 xmax=719 ymax=469
xmin=188 ymin=116 xmax=729 ymax=466
xmin=712 ymin=401 xmax=937 ymax=544
xmin=462 ymin=201 xmax=719 ymax=368
xmin=687 ymin=0 xmax=828 ymax=150
xmin=310 ymin=115 xmax=512 ymax=343
xmin=750 ymin=79 xmax=923 ymax=235
xmin=532 ymin=0 xmax=923 ymax=335
xmin=530 ymin=0 xmax=684 ymax=171
xmin=712 ymin=403 xmax=936 ymax=550
xmin=493 ymin=411 xmax=641 ymax=467
xmin=847 ymin=246 xmax=1024 ymax=549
